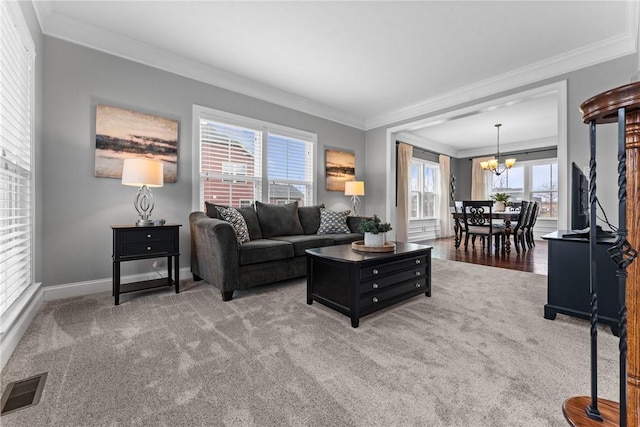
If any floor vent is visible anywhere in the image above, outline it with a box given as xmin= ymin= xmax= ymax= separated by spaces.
xmin=1 ymin=372 xmax=47 ymax=416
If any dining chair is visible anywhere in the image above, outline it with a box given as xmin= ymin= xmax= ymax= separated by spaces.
xmin=454 ymin=201 xmax=468 ymax=244
xmin=461 ymin=200 xmax=505 ymax=254
xmin=524 ymin=201 xmax=540 ymax=249
xmin=511 ymin=200 xmax=530 ymax=253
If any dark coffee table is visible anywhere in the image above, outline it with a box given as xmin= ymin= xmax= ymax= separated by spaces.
xmin=306 ymin=242 xmax=432 ymax=327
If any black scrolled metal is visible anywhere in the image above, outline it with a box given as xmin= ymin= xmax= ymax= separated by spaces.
xmin=469 ymin=207 xmax=486 ymax=226
xmin=586 ymin=119 xmax=603 ymax=421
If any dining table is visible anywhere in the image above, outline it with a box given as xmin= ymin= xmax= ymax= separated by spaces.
xmin=451 ymin=211 xmax=521 ymax=254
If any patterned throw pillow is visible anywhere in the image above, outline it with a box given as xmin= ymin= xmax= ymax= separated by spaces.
xmin=216 ymin=206 xmax=250 ymax=244
xmin=317 ymin=208 xmax=351 ymax=234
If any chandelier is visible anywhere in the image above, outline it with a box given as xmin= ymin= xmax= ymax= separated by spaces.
xmin=480 ymin=123 xmax=516 ymax=176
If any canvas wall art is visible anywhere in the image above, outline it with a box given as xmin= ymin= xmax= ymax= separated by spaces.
xmin=325 ymin=149 xmax=355 ymax=191
xmin=94 ymin=104 xmax=178 ymax=182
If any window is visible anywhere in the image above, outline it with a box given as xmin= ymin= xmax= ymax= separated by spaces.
xmin=195 ymin=107 xmax=316 ymax=209
xmin=410 ymin=160 xmax=439 ymax=219
xmin=1 ymin=2 xmax=36 ymax=320
xmin=490 ymin=159 xmax=558 ymax=218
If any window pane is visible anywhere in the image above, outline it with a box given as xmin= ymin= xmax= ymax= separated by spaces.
xmin=200 ymin=120 xmax=262 ymax=208
xmin=410 ymin=163 xmax=420 ymax=191
xmin=410 ymin=193 xmax=419 ymax=218
xmin=492 ymin=166 xmax=524 ymax=192
xmin=532 ymin=163 xmax=558 ymax=191
xmin=423 ymin=193 xmax=436 ymax=218
xmin=424 ymin=167 xmax=435 ymax=193
xmin=532 ymin=191 xmax=558 ymax=219
xmin=267 ymin=134 xmax=313 ymax=206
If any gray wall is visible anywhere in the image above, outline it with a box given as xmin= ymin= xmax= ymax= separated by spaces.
xmin=19 ymin=2 xmax=44 ymax=284
xmin=42 ymin=36 xmax=365 ymax=287
xmin=365 ymin=54 xmax=638 ymax=234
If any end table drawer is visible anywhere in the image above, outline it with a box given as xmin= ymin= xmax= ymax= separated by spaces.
xmin=121 ymin=228 xmax=175 ymax=243
xmin=120 ymin=239 xmax=175 ymax=257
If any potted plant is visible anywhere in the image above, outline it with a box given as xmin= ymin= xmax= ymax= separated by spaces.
xmin=358 ymin=215 xmax=392 ymax=247
xmin=490 ymin=192 xmax=511 ymax=212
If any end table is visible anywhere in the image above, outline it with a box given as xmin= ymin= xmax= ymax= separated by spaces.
xmin=111 ymin=224 xmax=181 ymax=305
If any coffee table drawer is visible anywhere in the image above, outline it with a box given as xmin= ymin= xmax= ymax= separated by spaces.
xmin=360 ymin=267 xmax=426 ymax=292
xmin=360 ymin=277 xmax=427 ymax=309
xmin=360 ymin=255 xmax=427 ymax=279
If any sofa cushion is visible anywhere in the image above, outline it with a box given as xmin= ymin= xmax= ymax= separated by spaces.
xmin=317 ymin=208 xmax=351 ymax=234
xmin=216 ymin=206 xmax=250 ymax=244
xmin=205 ymin=201 xmax=222 ymax=218
xmin=298 ymin=204 xmax=325 ymax=235
xmin=271 ymin=235 xmax=335 ymax=257
xmin=238 ymin=239 xmax=295 ymax=266
xmin=236 ymin=206 xmax=263 ymax=240
xmin=255 ymin=201 xmax=304 ymax=238
xmin=206 ymin=202 xmax=263 ymax=240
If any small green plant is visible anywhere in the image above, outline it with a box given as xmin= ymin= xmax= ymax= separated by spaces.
xmin=358 ymin=215 xmax=392 ymax=234
xmin=490 ymin=192 xmax=512 ymax=205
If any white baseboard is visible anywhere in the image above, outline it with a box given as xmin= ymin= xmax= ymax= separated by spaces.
xmin=0 ymin=283 xmax=44 ymax=370
xmin=43 ymin=267 xmax=192 ymax=301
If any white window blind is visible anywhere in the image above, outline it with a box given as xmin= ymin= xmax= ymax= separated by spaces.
xmin=199 ymin=120 xmax=263 ymax=208
xmin=0 ymin=2 xmax=35 ymax=319
xmin=195 ymin=106 xmax=316 ymax=210
xmin=267 ymin=133 xmax=313 ymax=206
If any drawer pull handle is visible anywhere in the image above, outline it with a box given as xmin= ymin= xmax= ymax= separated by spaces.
xmin=147 ymin=234 xmax=152 ymax=238
xmin=372 ymin=269 xmax=379 ymax=275
xmin=372 ymin=297 xmax=379 ymax=303
xmin=147 ymin=246 xmax=152 ymax=251
xmin=415 ymin=271 xmax=421 ymax=276
xmin=415 ymin=283 xmax=421 ymax=288
xmin=372 ymin=283 xmax=379 ymax=289
xmin=415 ymin=259 xmax=421 ymax=264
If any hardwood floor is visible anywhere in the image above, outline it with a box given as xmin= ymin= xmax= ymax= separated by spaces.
xmin=415 ymin=236 xmax=548 ymax=275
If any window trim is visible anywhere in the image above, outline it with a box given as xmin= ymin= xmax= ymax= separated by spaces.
xmin=192 ymin=105 xmax=317 ymax=211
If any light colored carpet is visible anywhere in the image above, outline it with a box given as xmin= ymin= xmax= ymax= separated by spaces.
xmin=1 ymin=259 xmax=620 ymax=426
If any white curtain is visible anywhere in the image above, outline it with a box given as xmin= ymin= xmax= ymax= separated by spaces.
xmin=396 ymin=143 xmax=413 ymax=242
xmin=438 ymin=155 xmax=452 ymax=237
xmin=471 ymin=157 xmax=493 ymax=200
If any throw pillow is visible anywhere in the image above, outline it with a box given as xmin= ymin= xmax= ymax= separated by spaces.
xmin=317 ymin=208 xmax=351 ymax=234
xmin=298 ymin=204 xmax=325 ymax=234
xmin=216 ymin=206 xmax=250 ymax=244
xmin=205 ymin=201 xmax=225 ymax=219
xmin=255 ymin=201 xmax=304 ymax=238
xmin=236 ymin=206 xmax=263 ymax=240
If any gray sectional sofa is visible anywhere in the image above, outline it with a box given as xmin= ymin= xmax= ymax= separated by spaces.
xmin=189 ymin=202 xmax=364 ymax=301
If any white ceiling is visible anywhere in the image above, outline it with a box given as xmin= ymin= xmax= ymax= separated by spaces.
xmin=33 ymin=1 xmax=638 ymax=141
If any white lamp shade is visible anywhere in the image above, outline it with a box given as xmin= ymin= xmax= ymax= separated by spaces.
xmin=344 ymin=181 xmax=365 ymax=196
xmin=121 ymin=158 xmax=164 ymax=187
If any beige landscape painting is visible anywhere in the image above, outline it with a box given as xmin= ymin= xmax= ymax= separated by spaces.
xmin=94 ymin=104 xmax=178 ymax=182
xmin=325 ymin=149 xmax=355 ymax=191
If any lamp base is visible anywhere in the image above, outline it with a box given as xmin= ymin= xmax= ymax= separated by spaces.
xmin=135 ymin=219 xmax=155 ymax=227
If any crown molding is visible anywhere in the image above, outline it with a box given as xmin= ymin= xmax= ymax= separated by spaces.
xmin=365 ymin=1 xmax=639 ymax=131
xmin=33 ymin=1 xmax=638 ymax=132
xmin=34 ymin=4 xmax=366 ymax=130
xmin=456 ymin=136 xmax=558 ymax=159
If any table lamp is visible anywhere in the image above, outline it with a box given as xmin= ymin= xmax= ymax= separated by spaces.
xmin=121 ymin=158 xmax=164 ymax=226
xmin=344 ymin=180 xmax=365 ymax=216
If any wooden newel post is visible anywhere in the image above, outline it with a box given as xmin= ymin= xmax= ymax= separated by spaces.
xmin=563 ymin=82 xmax=640 ymax=427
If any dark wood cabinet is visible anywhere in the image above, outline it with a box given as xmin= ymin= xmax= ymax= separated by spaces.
xmin=306 ymin=243 xmax=431 ymax=327
xmin=111 ymin=224 xmax=181 ymax=305
xmin=542 ymin=231 xmax=618 ymax=335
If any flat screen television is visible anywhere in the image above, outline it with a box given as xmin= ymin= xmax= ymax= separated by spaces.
xmin=570 ymin=162 xmax=589 ymax=231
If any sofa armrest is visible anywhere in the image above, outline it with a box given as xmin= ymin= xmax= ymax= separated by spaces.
xmin=189 ymin=211 xmax=240 ymax=292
